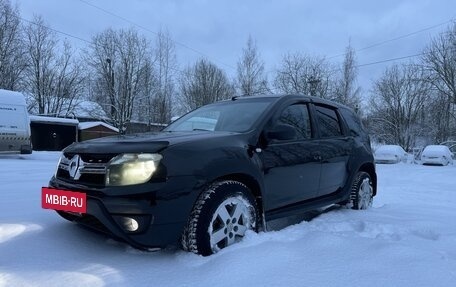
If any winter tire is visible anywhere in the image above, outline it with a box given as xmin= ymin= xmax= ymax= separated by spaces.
xmin=349 ymin=171 xmax=373 ymax=210
xmin=181 ymin=180 xmax=259 ymax=256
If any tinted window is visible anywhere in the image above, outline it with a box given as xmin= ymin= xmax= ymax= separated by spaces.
xmin=315 ymin=105 xmax=342 ymax=138
xmin=277 ymin=104 xmax=312 ymax=140
xmin=339 ymin=108 xmax=364 ymax=137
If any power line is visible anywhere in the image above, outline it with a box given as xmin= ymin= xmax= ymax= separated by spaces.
xmin=330 ymin=46 xmax=456 ymax=74
xmin=355 ymin=53 xmax=423 ymax=68
xmin=19 ymin=15 xmax=188 ymax=76
xmin=19 ymin=16 xmax=92 ymax=45
xmin=328 ymin=17 xmax=455 ymax=60
xmin=76 ymin=0 xmax=237 ymax=71
xmin=17 ymin=14 xmax=456 ymax=81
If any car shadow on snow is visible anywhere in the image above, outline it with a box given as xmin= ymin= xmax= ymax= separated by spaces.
xmin=58 ymin=205 xmax=345 ymax=255
xmin=0 ymin=204 xmax=346 ymax=266
xmin=266 ymin=204 xmax=344 ymax=231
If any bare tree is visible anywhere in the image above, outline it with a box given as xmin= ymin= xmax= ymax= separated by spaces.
xmin=151 ymin=29 xmax=176 ymax=124
xmin=274 ymin=52 xmax=333 ymax=98
xmin=24 ymin=16 xmax=83 ymax=115
xmin=236 ymin=35 xmax=268 ymax=96
xmin=332 ymin=43 xmax=361 ymax=110
xmin=87 ymin=28 xmax=150 ymax=132
xmin=421 ymin=23 xmax=456 ymax=141
xmin=179 ymin=58 xmax=235 ymax=111
xmin=368 ymin=64 xmax=432 ymax=150
xmin=133 ymin=59 xmax=154 ymax=124
xmin=53 ymin=42 xmax=86 ymax=116
xmin=0 ymin=0 xmax=27 ymax=90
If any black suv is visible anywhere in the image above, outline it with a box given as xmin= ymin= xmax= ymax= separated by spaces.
xmin=43 ymin=94 xmax=377 ymax=256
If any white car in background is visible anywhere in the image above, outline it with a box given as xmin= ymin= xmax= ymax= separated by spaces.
xmin=421 ymin=145 xmax=453 ymax=166
xmin=374 ymin=145 xmax=408 ymax=164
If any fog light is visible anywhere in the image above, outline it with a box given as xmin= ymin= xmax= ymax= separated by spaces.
xmin=113 ymin=214 xmax=152 ymax=233
xmin=121 ymin=217 xmax=139 ymax=232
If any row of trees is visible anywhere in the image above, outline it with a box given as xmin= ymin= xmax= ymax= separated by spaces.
xmin=368 ymin=26 xmax=456 ymax=150
xmin=0 ymin=0 xmax=455 ymax=147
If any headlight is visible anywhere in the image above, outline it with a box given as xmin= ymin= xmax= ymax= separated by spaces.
xmin=106 ymin=153 xmax=162 ymax=186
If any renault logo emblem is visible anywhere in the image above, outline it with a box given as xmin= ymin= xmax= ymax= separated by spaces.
xmin=69 ymin=155 xmax=82 ymax=180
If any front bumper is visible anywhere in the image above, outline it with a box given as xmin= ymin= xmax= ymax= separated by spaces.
xmin=421 ymin=157 xmax=446 ymax=165
xmin=374 ymin=155 xmax=400 ymax=164
xmin=49 ymin=175 xmax=203 ymax=249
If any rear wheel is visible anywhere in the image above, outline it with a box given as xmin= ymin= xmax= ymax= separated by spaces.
xmin=181 ymin=180 xmax=259 ymax=256
xmin=349 ymin=172 xmax=373 ymax=210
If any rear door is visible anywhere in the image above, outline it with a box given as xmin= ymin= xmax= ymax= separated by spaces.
xmin=313 ymin=104 xmax=352 ymax=197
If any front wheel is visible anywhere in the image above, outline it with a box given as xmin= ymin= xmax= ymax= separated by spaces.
xmin=349 ymin=172 xmax=373 ymax=210
xmin=181 ymin=180 xmax=259 ymax=256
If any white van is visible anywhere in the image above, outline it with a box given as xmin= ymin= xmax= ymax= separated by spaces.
xmin=0 ymin=89 xmax=32 ymax=154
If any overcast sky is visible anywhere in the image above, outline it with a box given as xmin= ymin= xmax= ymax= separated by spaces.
xmin=13 ymin=0 xmax=456 ymax=96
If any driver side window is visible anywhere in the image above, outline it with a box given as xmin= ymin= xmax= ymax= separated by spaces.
xmin=277 ymin=104 xmax=312 ymax=140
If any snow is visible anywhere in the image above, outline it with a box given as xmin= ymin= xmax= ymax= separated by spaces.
xmin=374 ymin=145 xmax=408 ymax=163
xmin=78 ymin=122 xmax=119 ymax=132
xmin=26 ymin=97 xmax=108 ymax=120
xmin=422 ymin=145 xmax=452 ymax=157
xmin=375 ymin=145 xmax=405 ymax=153
xmin=29 ymin=115 xmax=79 ymax=125
xmin=1 ymin=152 xmax=455 ymax=287
xmin=72 ymin=100 xmax=108 ymax=120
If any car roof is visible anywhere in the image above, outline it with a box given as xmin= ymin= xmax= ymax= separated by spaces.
xmin=423 ymin=145 xmax=450 ymax=151
xmin=228 ymin=94 xmax=350 ymax=109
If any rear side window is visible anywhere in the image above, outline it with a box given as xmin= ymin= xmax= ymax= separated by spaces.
xmin=339 ymin=108 xmax=364 ymax=137
xmin=315 ymin=105 xmax=342 ymax=138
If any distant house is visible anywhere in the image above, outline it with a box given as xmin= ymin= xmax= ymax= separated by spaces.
xmin=26 ymin=97 xmax=120 ymax=150
xmin=126 ymin=120 xmax=167 ymax=133
xmin=79 ymin=121 xmax=119 ymax=141
xmin=29 ymin=115 xmax=79 ymax=151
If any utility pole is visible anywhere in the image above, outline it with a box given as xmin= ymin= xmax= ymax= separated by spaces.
xmin=106 ymin=58 xmax=115 ymax=124
xmin=307 ymin=76 xmax=320 ymax=97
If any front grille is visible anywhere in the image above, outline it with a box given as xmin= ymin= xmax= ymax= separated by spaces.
xmin=56 ymin=153 xmax=117 ymax=186
xmin=64 ymin=153 xmax=115 ymax=164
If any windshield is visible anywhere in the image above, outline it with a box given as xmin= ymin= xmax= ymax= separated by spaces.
xmin=164 ymin=98 xmax=275 ymax=132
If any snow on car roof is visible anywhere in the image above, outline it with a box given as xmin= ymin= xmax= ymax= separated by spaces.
xmin=423 ymin=145 xmax=449 ymax=151
xmin=376 ymin=145 xmax=404 ymax=151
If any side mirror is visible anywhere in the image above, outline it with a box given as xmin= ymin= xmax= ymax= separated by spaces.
xmin=267 ymin=124 xmax=296 ymax=141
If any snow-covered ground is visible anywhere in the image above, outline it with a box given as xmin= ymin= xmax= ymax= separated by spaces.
xmin=0 ymin=152 xmax=455 ymax=287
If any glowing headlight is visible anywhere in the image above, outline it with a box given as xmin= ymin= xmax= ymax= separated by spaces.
xmin=106 ymin=153 xmax=162 ymax=186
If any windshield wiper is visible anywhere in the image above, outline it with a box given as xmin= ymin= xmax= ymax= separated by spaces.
xmin=192 ymin=128 xmax=211 ymax=131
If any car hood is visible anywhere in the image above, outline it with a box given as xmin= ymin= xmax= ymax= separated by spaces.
xmin=64 ymin=131 xmax=239 ymax=154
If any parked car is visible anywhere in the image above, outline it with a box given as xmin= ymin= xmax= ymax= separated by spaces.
xmin=374 ymin=145 xmax=408 ymax=164
xmin=421 ymin=145 xmax=453 ymax=166
xmin=0 ymin=89 xmax=32 ymax=154
xmin=42 ymin=94 xmax=377 ymax=256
